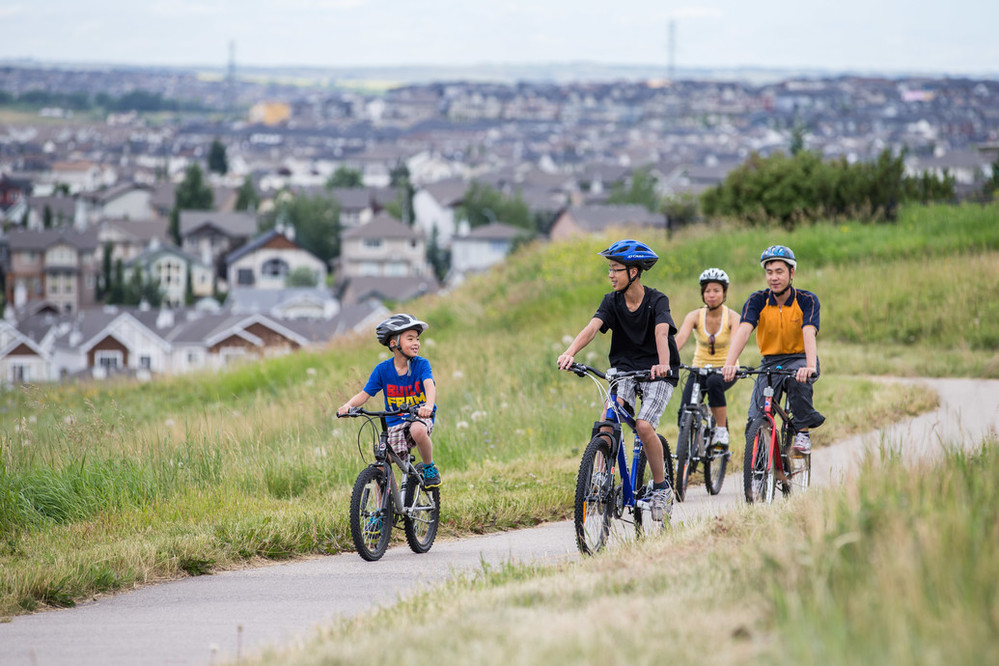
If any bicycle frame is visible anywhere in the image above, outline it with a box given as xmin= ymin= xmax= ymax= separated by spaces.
xmin=743 ymin=366 xmax=810 ymax=503
xmin=573 ymin=365 xmax=658 ymax=513
xmin=346 ymin=408 xmax=430 ymax=517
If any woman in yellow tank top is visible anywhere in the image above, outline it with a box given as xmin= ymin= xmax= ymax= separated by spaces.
xmin=673 ymin=268 xmax=741 ymax=448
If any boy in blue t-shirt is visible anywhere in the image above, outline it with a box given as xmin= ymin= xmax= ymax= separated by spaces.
xmin=337 ymin=314 xmax=441 ymax=488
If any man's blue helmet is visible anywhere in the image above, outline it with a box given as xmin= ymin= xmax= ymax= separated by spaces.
xmin=598 ymin=239 xmax=659 ymax=271
xmin=760 ymin=245 xmax=797 ymax=269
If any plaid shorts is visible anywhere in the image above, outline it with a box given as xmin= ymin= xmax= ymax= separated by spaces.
xmin=616 ymin=377 xmax=674 ymax=429
xmin=383 ymin=417 xmax=434 ymax=456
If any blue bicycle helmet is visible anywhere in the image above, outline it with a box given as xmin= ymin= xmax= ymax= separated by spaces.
xmin=598 ymin=239 xmax=659 ymax=271
xmin=759 ymin=245 xmax=797 ymax=269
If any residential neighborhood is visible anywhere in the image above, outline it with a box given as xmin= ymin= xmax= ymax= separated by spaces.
xmin=1 ymin=63 xmax=997 ymax=387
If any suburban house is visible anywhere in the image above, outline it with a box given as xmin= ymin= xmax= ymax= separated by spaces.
xmin=0 ymin=319 xmax=50 ymax=385
xmin=226 ymin=286 xmax=339 ymax=320
xmin=0 ymin=174 xmax=32 ymax=224
xmin=225 ymin=228 xmax=327 ymax=290
xmin=326 ymin=187 xmax=378 ymax=229
xmin=337 ymin=213 xmax=438 ymax=304
xmin=548 ymin=204 xmax=666 ymax=240
xmin=77 ymin=182 xmax=156 ymax=225
xmin=1 ymin=227 xmax=101 ymax=315
xmin=126 ymin=241 xmax=216 ymax=307
xmin=97 ymin=217 xmax=170 ymax=264
xmin=24 ymin=194 xmax=78 ymax=229
xmin=179 ymin=210 xmax=258 ymax=279
xmin=412 ymin=179 xmax=465 ymax=247
xmin=447 ymin=221 xmax=525 ymax=286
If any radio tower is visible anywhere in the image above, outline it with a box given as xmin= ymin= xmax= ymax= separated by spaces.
xmin=225 ymin=41 xmax=236 ymax=115
xmin=667 ymin=19 xmax=676 ymax=82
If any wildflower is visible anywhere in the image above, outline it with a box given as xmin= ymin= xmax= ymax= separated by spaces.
xmin=452 ymin=370 xmax=465 ymax=379
xmin=456 ymin=421 xmax=469 ymax=429
xmin=306 ymin=367 xmax=317 ymax=376
xmin=470 ymin=410 xmax=487 ymax=421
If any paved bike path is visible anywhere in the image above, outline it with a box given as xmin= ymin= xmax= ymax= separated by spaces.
xmin=2 ymin=378 xmax=997 ymax=665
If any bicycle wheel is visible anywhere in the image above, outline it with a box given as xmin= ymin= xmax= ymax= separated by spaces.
xmin=743 ymin=417 xmax=776 ymax=504
xmin=633 ymin=434 xmax=673 ymax=537
xmin=403 ymin=468 xmax=440 ymax=554
xmin=703 ymin=425 xmax=728 ymax=496
xmin=349 ymin=465 xmax=394 ymax=561
xmin=574 ymin=434 xmax=615 ymax=555
xmin=674 ymin=413 xmax=699 ymax=502
xmin=633 ymin=445 xmax=649 ymax=537
xmin=785 ymin=428 xmax=811 ymax=493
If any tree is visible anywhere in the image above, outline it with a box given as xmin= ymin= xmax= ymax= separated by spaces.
xmin=262 ymin=194 xmax=342 ymax=264
xmin=607 ymin=167 xmax=661 ymax=213
xmin=169 ymin=164 xmax=214 ymax=245
xmin=326 ymin=166 xmax=363 ymax=189
xmin=459 ymin=181 xmax=534 ymax=231
xmin=99 ymin=242 xmax=113 ymax=301
xmin=43 ymin=205 xmax=53 ymax=229
xmin=207 ymin=139 xmax=228 ymax=175
xmin=426 ymin=226 xmax=450 ymax=281
xmin=234 ymin=175 xmax=259 ymax=212
xmin=285 ymin=266 xmax=319 ymax=287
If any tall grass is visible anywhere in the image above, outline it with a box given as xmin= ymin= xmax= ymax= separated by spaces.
xmin=248 ymin=439 xmax=999 ymax=666
xmin=0 ymin=201 xmax=996 ymax=616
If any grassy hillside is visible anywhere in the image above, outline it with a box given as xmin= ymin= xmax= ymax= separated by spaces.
xmin=1 ymin=201 xmax=997 ymax=616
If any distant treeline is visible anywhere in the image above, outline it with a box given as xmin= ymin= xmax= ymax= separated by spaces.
xmin=0 ymin=88 xmax=210 ymax=113
xmin=701 ymin=148 xmax=957 ymax=228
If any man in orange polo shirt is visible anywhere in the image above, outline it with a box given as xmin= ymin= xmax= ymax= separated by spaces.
xmin=722 ymin=245 xmax=824 ymax=453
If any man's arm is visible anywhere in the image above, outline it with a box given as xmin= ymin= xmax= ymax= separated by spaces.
xmin=796 ymin=325 xmax=818 ymax=383
xmin=557 ymin=317 xmax=603 ymax=370
xmin=650 ymin=321 xmax=672 ymax=379
xmin=722 ymin=321 xmax=754 ymax=381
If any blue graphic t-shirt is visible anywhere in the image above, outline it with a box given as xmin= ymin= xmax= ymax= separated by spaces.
xmin=362 ymin=356 xmax=436 ymax=427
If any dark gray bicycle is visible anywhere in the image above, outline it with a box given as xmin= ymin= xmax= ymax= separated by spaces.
xmin=674 ymin=364 xmax=734 ymax=502
xmin=338 ymin=406 xmax=440 ymax=561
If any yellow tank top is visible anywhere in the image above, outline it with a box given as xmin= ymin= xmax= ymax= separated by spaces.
xmin=692 ymin=306 xmax=732 ymax=368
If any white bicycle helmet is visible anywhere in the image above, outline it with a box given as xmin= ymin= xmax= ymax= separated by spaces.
xmin=698 ymin=268 xmax=730 ymax=287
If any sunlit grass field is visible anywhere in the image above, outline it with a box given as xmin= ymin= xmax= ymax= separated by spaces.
xmin=1 ymin=201 xmax=997 ymax=618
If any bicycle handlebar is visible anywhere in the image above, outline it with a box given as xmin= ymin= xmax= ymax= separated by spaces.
xmin=337 ymin=405 xmax=422 ymax=420
xmin=563 ymin=362 xmax=670 ymax=383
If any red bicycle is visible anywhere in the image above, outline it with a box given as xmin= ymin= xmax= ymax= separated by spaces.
xmin=741 ymin=366 xmax=812 ymax=504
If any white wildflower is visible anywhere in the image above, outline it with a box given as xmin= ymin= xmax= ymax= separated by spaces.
xmin=452 ymin=370 xmax=465 ymax=379
xmin=456 ymin=421 xmax=469 ymax=429
xmin=306 ymin=367 xmax=317 ymax=376
xmin=470 ymin=410 xmax=487 ymax=421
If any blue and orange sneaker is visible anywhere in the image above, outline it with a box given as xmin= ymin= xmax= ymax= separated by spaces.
xmin=422 ymin=462 xmax=442 ymax=488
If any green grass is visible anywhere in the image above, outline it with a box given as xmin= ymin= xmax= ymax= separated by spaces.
xmin=248 ymin=439 xmax=999 ymax=666
xmin=0 ymin=200 xmax=997 ymax=616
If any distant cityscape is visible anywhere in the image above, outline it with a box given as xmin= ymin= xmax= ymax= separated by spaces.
xmin=0 ymin=61 xmax=996 ymax=386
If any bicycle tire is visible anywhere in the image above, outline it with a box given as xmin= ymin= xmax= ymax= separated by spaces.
xmin=403 ymin=469 xmax=440 ymax=554
xmin=744 ymin=417 xmax=776 ymax=504
xmin=574 ymin=434 xmax=615 ymax=555
xmin=703 ymin=437 xmax=728 ymax=496
xmin=633 ymin=445 xmax=649 ymax=537
xmin=675 ymin=413 xmax=699 ymax=502
xmin=633 ymin=433 xmax=673 ymax=536
xmin=783 ymin=424 xmax=811 ymax=494
xmin=349 ymin=465 xmax=394 ymax=561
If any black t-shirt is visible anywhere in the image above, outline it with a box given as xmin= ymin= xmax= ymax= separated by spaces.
xmin=594 ymin=287 xmax=679 ymax=384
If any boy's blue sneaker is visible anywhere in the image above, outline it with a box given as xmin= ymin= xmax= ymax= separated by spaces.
xmin=422 ymin=462 xmax=442 ymax=488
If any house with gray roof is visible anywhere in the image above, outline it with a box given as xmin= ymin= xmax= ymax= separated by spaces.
xmin=226 ymin=286 xmax=339 ymax=321
xmin=1 ymin=227 xmax=101 ymax=315
xmin=179 ymin=209 xmax=258 ymax=277
xmin=549 ymin=204 xmax=665 ymax=240
xmin=225 ymin=228 xmax=327 ymax=291
xmin=448 ymin=221 xmax=527 ymax=286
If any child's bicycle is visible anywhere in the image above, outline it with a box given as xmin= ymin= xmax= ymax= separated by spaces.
xmin=741 ymin=366 xmax=812 ymax=504
xmin=674 ymin=364 xmax=732 ymax=501
xmin=562 ymin=363 xmax=675 ymax=555
xmin=337 ymin=405 xmax=440 ymax=561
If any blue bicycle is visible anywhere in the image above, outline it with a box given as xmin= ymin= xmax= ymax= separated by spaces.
xmin=563 ymin=363 xmax=675 ymax=555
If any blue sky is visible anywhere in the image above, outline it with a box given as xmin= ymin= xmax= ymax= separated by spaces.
xmin=1 ymin=0 xmax=996 ymax=76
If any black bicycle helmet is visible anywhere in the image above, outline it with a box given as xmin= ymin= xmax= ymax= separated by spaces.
xmin=375 ymin=313 xmax=429 ymax=347
xmin=759 ymin=245 xmax=797 ymax=269
xmin=597 ymin=239 xmax=659 ymax=271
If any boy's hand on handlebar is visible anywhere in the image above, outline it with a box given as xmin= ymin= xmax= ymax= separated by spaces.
xmin=417 ymin=403 xmax=434 ymax=419
xmin=649 ymin=363 xmax=670 ymax=380
xmin=556 ymin=353 xmax=574 ymax=370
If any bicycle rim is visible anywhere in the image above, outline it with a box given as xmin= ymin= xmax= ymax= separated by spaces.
xmin=574 ymin=435 xmax=614 ymax=555
xmin=744 ymin=418 xmax=774 ymax=504
xmin=404 ymin=473 xmax=440 ymax=554
xmin=350 ymin=466 xmax=393 ymax=561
